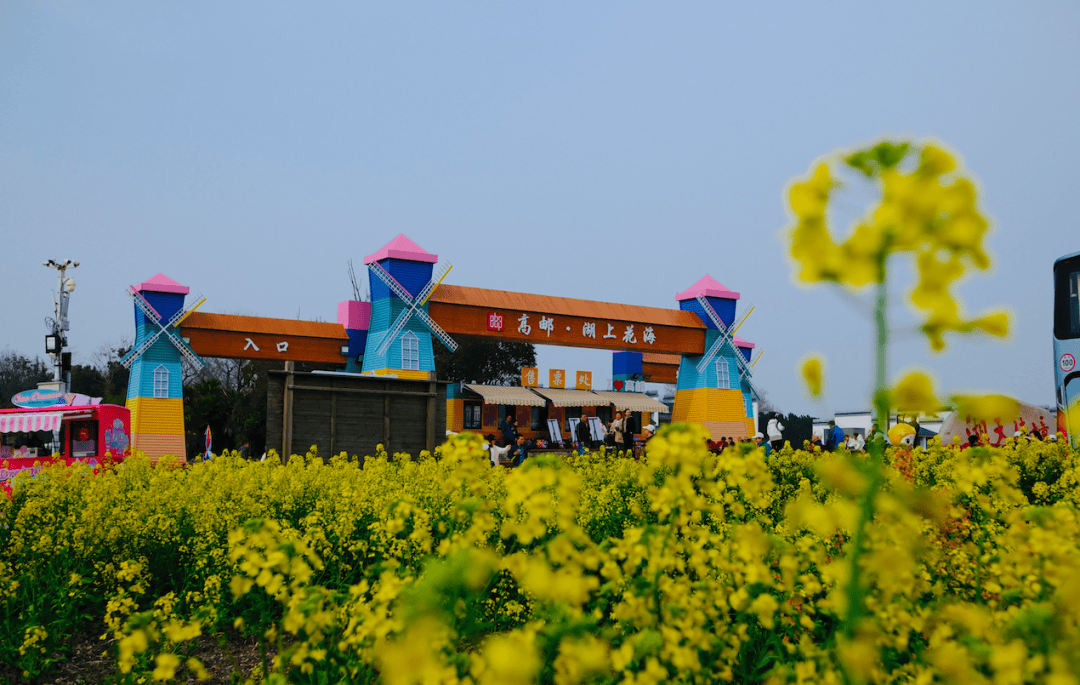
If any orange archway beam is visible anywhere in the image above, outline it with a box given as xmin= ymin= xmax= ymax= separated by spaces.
xmin=642 ymin=353 xmax=681 ymax=384
xmin=427 ymin=285 xmax=707 ymax=356
xmin=181 ymin=312 xmax=349 ymax=365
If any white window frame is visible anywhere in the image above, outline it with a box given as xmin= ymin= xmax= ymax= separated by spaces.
xmin=153 ymin=365 xmax=170 ymax=398
xmin=715 ymin=358 xmax=730 ymax=390
xmin=401 ymin=331 xmax=420 ymax=371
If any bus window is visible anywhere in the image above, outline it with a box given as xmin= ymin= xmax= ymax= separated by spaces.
xmin=1055 ymin=258 xmax=1080 ymax=340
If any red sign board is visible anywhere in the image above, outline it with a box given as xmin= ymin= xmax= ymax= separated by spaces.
xmin=487 ymin=311 xmax=504 ymax=332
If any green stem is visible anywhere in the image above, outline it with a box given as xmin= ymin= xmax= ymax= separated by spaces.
xmin=839 ymin=246 xmax=891 ymax=684
xmin=873 ymin=274 xmax=889 ymax=432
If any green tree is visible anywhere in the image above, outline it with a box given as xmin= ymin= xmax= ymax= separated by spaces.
xmin=184 ymin=358 xmax=276 ymax=458
xmin=434 ymin=338 xmax=536 ymax=386
xmin=0 ymin=350 xmax=52 ymax=408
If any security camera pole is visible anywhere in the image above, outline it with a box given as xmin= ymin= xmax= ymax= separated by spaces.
xmin=43 ymin=259 xmax=79 ymax=394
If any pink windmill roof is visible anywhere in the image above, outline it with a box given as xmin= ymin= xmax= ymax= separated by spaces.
xmin=135 ymin=273 xmax=189 ymax=295
xmin=675 ymin=275 xmax=740 ymax=301
xmin=734 ymin=336 xmax=755 ymax=349
xmin=364 ymin=234 xmax=438 ymax=265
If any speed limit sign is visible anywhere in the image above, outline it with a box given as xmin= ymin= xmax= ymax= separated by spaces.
xmin=1062 ymin=353 xmax=1077 ymax=373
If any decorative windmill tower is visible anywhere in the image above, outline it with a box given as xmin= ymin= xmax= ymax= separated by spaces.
xmin=362 ymin=235 xmax=458 ymax=379
xmin=120 ymin=274 xmax=205 ymax=461
xmin=670 ymin=275 xmax=759 ymax=439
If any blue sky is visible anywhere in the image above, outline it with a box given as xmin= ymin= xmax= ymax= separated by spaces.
xmin=2 ymin=2 xmax=1077 ymax=416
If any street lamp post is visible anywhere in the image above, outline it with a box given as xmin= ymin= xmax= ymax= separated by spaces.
xmin=43 ymin=259 xmax=78 ymax=394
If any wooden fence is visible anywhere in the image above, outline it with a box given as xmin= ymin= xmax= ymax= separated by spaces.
xmin=267 ymin=365 xmax=447 ymax=461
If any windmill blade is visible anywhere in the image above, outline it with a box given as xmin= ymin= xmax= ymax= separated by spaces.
xmin=695 ymin=294 xmax=729 ymax=332
xmin=120 ymin=327 xmax=167 ymax=368
xmin=416 ymin=309 xmax=458 ymax=352
xmin=129 ymin=286 xmax=163 ymax=322
xmin=751 ymin=349 xmax=764 ymax=369
xmin=166 ymin=295 xmax=205 ymax=328
xmin=415 ymin=263 xmax=453 ymax=307
xmin=739 ymin=371 xmax=762 ymax=400
xmin=368 ymin=261 xmax=416 ymax=303
xmin=730 ymin=302 xmax=755 ymax=337
xmin=695 ymin=335 xmax=725 ymax=373
xmin=375 ymin=307 xmax=416 ymax=357
xmin=731 ymin=342 xmax=755 ymax=376
xmin=162 ymin=328 xmax=205 ymax=369
xmin=692 ymin=293 xmax=761 ymax=393
xmin=121 ymin=287 xmax=170 ymax=367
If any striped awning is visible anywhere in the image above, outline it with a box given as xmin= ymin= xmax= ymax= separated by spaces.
xmin=530 ymin=387 xmax=609 ymax=408
xmin=590 ymin=391 xmax=670 ymax=414
xmin=0 ymin=412 xmax=64 ymax=433
xmin=463 ymin=384 xmax=546 ymax=407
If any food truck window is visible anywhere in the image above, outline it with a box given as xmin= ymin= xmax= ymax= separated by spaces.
xmin=463 ymin=402 xmax=482 ymax=429
xmin=2 ymin=431 xmax=50 ymax=458
xmin=69 ymin=420 xmax=99 ymax=458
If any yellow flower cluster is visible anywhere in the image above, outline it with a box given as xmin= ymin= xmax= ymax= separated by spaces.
xmin=1 ymin=431 xmax=1079 ymax=684
xmin=787 ymin=140 xmax=1008 ymax=351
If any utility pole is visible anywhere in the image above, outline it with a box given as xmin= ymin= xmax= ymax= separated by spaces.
xmin=43 ymin=259 xmax=78 ymax=394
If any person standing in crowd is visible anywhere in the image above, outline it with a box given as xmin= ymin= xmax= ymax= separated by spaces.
xmin=642 ymin=424 xmax=656 ymax=452
xmin=485 ymin=434 xmax=511 ymax=467
xmin=502 ymin=415 xmax=518 ymax=446
xmin=767 ymin=416 xmax=785 ymax=452
xmin=868 ymin=422 xmax=884 ymax=447
xmin=824 ymin=420 xmax=846 ymax=451
xmin=754 ymin=432 xmax=771 ymax=458
xmin=575 ymin=415 xmax=591 ymax=455
xmin=851 ymin=431 xmax=866 ymax=452
xmin=611 ymin=411 xmax=626 ymax=454
xmin=509 ymin=434 xmax=529 ymax=467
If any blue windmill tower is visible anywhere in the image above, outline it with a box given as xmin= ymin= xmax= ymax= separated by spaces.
xmin=670 ymin=275 xmax=760 ymax=439
xmin=119 ymin=274 xmax=205 ymax=461
xmin=362 ymin=235 xmax=457 ymax=379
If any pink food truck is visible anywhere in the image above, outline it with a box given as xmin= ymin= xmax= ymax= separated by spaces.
xmin=0 ymin=404 xmax=131 ymax=493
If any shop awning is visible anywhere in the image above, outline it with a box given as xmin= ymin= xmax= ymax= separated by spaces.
xmin=530 ymin=387 xmax=609 ymax=407
xmin=590 ymin=391 xmax=670 ymax=414
xmin=0 ymin=412 xmax=64 ymax=433
xmin=463 ymin=385 xmax=546 ymax=407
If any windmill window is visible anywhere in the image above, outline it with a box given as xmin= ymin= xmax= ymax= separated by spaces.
xmin=153 ymin=365 xmax=170 ymax=398
xmin=401 ymin=332 xmax=420 ymax=371
xmin=715 ymin=358 xmax=730 ymax=390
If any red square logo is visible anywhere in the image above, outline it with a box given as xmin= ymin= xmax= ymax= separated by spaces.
xmin=487 ymin=311 xmax=504 ymax=332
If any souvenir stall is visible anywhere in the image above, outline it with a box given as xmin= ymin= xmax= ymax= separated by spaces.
xmin=446 ymin=383 xmax=546 ymax=439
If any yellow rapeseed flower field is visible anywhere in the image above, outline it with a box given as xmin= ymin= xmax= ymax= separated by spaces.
xmin=1 ymin=429 xmax=1078 ymax=684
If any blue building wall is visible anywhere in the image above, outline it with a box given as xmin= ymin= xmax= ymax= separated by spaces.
xmin=362 ymin=314 xmax=437 ymax=373
xmin=678 ymin=296 xmax=736 ymax=330
xmin=126 ymin=329 xmax=183 ymax=401
xmin=676 ymin=329 xmax=750 ymax=391
xmin=612 ymin=351 xmax=643 ymax=377
xmin=368 ymin=259 xmax=435 ymax=301
xmin=136 ymin=292 xmax=185 ymax=328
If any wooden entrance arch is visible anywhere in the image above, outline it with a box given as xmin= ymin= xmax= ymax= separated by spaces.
xmin=180 ymin=312 xmax=350 ymax=364
xmin=426 ymin=285 xmax=708 ymax=356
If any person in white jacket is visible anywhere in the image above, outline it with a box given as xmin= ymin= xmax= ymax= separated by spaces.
xmin=767 ymin=417 xmax=785 ymax=451
xmin=484 ymin=434 xmax=511 ymax=467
